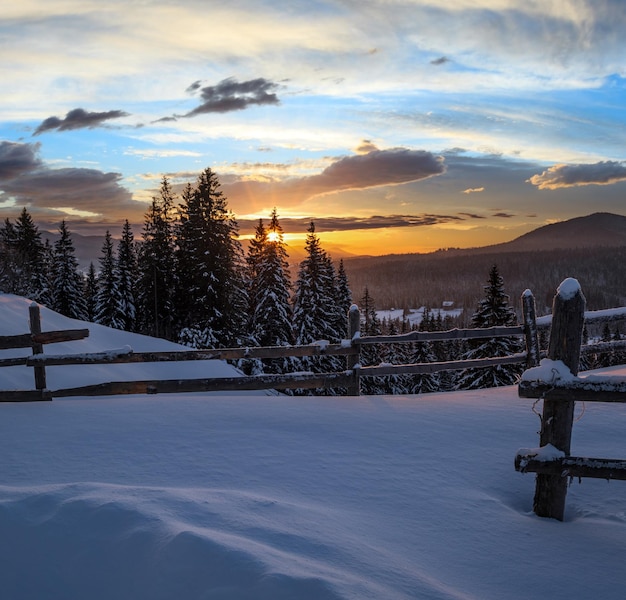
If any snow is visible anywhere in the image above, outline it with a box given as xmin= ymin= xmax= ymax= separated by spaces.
xmin=556 ymin=277 xmax=581 ymax=300
xmin=521 ymin=358 xmax=576 ymax=383
xmin=2 ymin=294 xmax=626 ymax=599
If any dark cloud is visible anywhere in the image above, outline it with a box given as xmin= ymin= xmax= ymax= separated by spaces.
xmin=0 ymin=141 xmax=43 ymax=179
xmin=224 ymin=148 xmax=446 ymax=211
xmin=0 ymin=141 xmax=138 ymax=221
xmin=184 ymin=77 xmax=280 ymax=117
xmin=492 ymin=212 xmax=515 ymax=218
xmin=431 ymin=56 xmax=450 ymax=66
xmin=528 ymin=161 xmax=626 ymax=190
xmin=458 ymin=212 xmax=486 ymax=219
xmin=186 ymin=80 xmax=202 ymax=93
xmin=33 ymin=108 xmax=130 ymax=135
xmin=355 ymin=139 xmax=379 ymax=154
xmin=291 ymin=148 xmax=445 ymax=198
xmin=238 ymin=213 xmax=464 ymax=234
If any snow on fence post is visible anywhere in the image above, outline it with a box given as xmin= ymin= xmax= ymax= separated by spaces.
xmin=28 ymin=303 xmax=47 ymax=394
xmin=347 ymin=304 xmax=361 ymax=396
xmin=533 ymin=278 xmax=586 ymax=520
xmin=521 ymin=289 xmax=540 ymax=369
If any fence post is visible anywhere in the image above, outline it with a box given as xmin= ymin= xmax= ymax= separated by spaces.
xmin=347 ymin=304 xmax=361 ymax=395
xmin=521 ymin=289 xmax=540 ymax=368
xmin=533 ymin=278 xmax=585 ymax=520
xmin=29 ymin=303 xmax=47 ymax=393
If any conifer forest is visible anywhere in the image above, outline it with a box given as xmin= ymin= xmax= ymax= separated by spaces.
xmin=1 ymin=168 xmax=622 ymax=395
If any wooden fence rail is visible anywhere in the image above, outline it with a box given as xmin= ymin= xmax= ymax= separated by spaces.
xmin=1 ymin=290 xmax=625 ymax=404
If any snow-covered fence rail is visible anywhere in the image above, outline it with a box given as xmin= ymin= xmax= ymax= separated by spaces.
xmin=4 ymin=288 xmax=625 ymax=404
xmin=0 ymin=294 xmax=542 ymax=401
xmin=516 ymin=279 xmax=626 ymax=521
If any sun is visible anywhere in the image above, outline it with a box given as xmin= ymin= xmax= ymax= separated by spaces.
xmin=267 ymin=230 xmax=281 ymax=243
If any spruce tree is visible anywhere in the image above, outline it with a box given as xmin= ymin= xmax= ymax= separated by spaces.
xmin=84 ymin=262 xmax=98 ymax=322
xmin=334 ymin=259 xmax=352 ymax=340
xmin=94 ymin=231 xmax=125 ymax=329
xmin=176 ymin=168 xmax=247 ymax=348
xmin=117 ymin=220 xmax=138 ymax=332
xmin=292 ymin=222 xmax=342 ymax=392
xmin=50 ymin=221 xmax=88 ymax=320
xmin=456 ymin=264 xmax=522 ymax=389
xmin=14 ymin=208 xmax=47 ymax=301
xmin=137 ymin=177 xmax=178 ymax=339
xmin=248 ymin=209 xmax=294 ymax=373
xmin=359 ymin=287 xmax=384 ymax=394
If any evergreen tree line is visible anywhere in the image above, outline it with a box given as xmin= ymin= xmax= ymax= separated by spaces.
xmin=357 ymin=265 xmax=525 ymax=394
xmin=0 ymin=168 xmax=352 ymax=388
xmin=2 ymin=191 xmax=623 ymax=394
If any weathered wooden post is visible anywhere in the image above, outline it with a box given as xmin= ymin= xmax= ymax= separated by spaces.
xmin=521 ymin=289 xmax=540 ymax=369
xmin=347 ymin=304 xmax=361 ymax=396
xmin=533 ymin=278 xmax=585 ymax=520
xmin=29 ymin=303 xmax=47 ymax=394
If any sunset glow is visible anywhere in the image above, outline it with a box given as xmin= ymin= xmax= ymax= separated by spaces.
xmin=0 ymin=1 xmax=625 ymax=255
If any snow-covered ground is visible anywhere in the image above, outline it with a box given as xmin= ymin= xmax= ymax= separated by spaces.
xmin=1 ymin=294 xmax=626 ymax=599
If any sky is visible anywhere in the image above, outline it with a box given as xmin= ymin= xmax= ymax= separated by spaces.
xmin=1 ymin=0 xmax=626 ymax=256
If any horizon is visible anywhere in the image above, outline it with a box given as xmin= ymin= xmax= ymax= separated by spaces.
xmin=2 ymin=2 xmax=626 ymax=255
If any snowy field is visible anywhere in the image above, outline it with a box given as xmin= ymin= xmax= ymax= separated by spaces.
xmin=1 ymin=295 xmax=626 ymax=599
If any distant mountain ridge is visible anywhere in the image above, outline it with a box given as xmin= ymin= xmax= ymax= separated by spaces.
xmin=479 ymin=212 xmax=626 ymax=254
xmin=342 ymin=212 xmax=626 ymax=312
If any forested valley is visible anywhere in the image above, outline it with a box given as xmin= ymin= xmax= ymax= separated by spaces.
xmin=343 ymin=245 xmax=626 ymax=321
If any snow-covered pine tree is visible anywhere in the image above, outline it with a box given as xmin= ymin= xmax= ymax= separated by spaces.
xmin=379 ymin=319 xmax=412 ymax=394
xmin=50 ymin=221 xmax=88 ymax=320
xmin=176 ymin=168 xmax=247 ymax=348
xmin=334 ymin=259 xmax=352 ymax=340
xmin=247 ymin=209 xmax=294 ymax=374
xmin=14 ymin=208 xmax=48 ymax=302
xmin=409 ymin=308 xmax=440 ymax=394
xmin=137 ymin=177 xmax=178 ymax=340
xmin=84 ymin=262 xmax=98 ymax=322
xmin=94 ymin=231 xmax=125 ymax=329
xmin=116 ymin=220 xmax=138 ymax=332
xmin=292 ymin=222 xmax=341 ymax=392
xmin=456 ymin=264 xmax=522 ymax=390
xmin=0 ymin=208 xmax=48 ymax=302
xmin=359 ymin=287 xmax=385 ymax=395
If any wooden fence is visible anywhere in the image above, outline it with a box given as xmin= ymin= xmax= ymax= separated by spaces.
xmin=1 ymin=289 xmax=625 ymax=410
xmin=515 ymin=280 xmax=626 ymax=521
xmin=1 ymin=295 xmax=544 ymax=402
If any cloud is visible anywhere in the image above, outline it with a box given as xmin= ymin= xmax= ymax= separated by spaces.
xmin=462 ymin=186 xmax=485 ymax=194
xmin=291 ymin=148 xmax=445 ymax=198
xmin=224 ymin=148 xmax=445 ymax=210
xmin=33 ymin=108 xmax=130 ymax=135
xmin=430 ymin=56 xmax=449 ymax=66
xmin=238 ymin=213 xmax=464 ymax=234
xmin=354 ymin=139 xmax=379 ymax=154
xmin=0 ymin=141 xmax=43 ymax=179
xmin=184 ymin=77 xmax=280 ymax=117
xmin=528 ymin=161 xmax=626 ymax=189
xmin=0 ymin=141 xmax=138 ymax=221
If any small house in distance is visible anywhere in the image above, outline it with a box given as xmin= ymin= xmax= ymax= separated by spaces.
xmin=442 ymin=301 xmax=455 ymax=310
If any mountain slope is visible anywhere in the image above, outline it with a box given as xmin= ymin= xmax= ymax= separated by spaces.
xmin=486 ymin=212 xmax=626 ymax=253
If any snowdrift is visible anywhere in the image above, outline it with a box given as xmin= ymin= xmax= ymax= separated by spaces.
xmin=1 ymin=295 xmax=626 ymax=599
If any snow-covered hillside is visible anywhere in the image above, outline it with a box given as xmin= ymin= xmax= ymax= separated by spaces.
xmin=1 ymin=295 xmax=625 ymax=599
